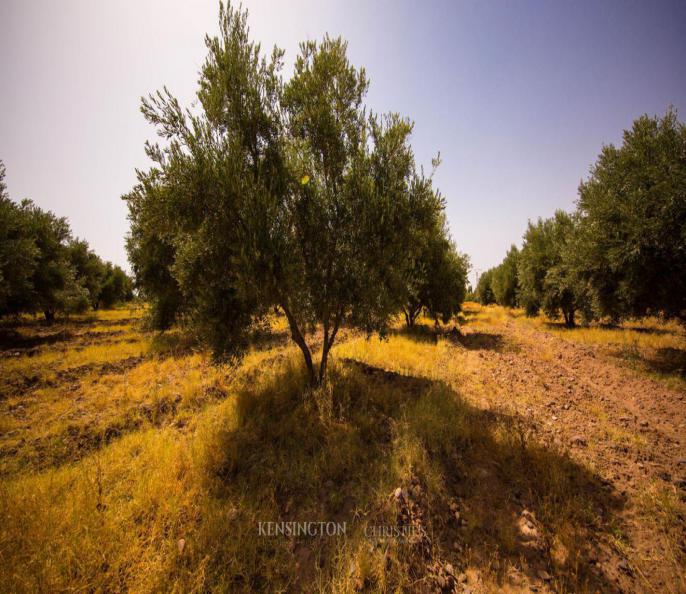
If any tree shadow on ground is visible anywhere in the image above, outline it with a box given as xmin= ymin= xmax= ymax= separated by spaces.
xmin=0 ymin=328 xmax=74 ymax=352
xmin=647 ymin=347 xmax=686 ymax=377
xmin=602 ymin=323 xmax=675 ymax=336
xmin=541 ymin=320 xmax=678 ymax=338
xmin=617 ymin=345 xmax=686 ymax=380
xmin=197 ymin=358 xmax=625 ymax=593
xmin=249 ymin=327 xmax=292 ymax=350
xmin=390 ymin=323 xmax=509 ymax=353
xmin=0 ymin=315 xmax=141 ymax=329
xmin=389 ymin=324 xmax=443 ymax=344
xmin=452 ymin=331 xmax=506 ymax=352
xmin=149 ymin=331 xmax=200 ymax=359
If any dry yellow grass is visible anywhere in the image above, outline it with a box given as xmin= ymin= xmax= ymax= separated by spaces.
xmin=0 ymin=351 xmax=609 ymax=593
xmin=0 ymin=337 xmax=443 ymax=592
xmin=508 ymin=306 xmax=686 ymax=351
xmin=547 ymin=322 xmax=686 ymax=351
xmin=0 ymin=306 xmax=683 ymax=593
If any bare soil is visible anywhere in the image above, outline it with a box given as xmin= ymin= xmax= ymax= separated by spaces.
xmin=451 ymin=313 xmax=686 ymax=593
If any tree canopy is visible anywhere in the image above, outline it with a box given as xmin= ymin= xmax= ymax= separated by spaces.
xmin=517 ymin=211 xmax=587 ymax=326
xmin=490 ymin=245 xmax=519 ymax=308
xmin=124 ymin=2 xmax=464 ymax=385
xmin=403 ymin=207 xmax=469 ymax=327
xmin=576 ymin=107 xmax=686 ymax=321
xmin=475 ymin=268 xmax=495 ymax=305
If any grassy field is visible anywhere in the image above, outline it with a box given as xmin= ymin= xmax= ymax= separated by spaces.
xmin=0 ymin=305 xmax=684 ymax=593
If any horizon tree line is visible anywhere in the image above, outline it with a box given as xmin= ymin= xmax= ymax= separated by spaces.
xmin=476 ymin=108 xmax=686 ymax=327
xmin=0 ymin=161 xmax=134 ymax=322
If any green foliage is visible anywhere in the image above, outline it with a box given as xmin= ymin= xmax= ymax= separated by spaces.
xmin=517 ymin=210 xmax=587 ymax=326
xmin=126 ymin=209 xmax=182 ymax=329
xmin=403 ymin=206 xmax=469 ymax=326
xmin=124 ymin=3 xmax=454 ymax=385
xmin=98 ymin=263 xmax=134 ymax=309
xmin=420 ymin=239 xmax=469 ymax=325
xmin=15 ymin=199 xmax=87 ymax=320
xmin=477 ymin=246 xmax=518 ymax=309
xmin=475 ymin=268 xmax=495 ymax=305
xmin=576 ymin=107 xmax=686 ymax=321
xmin=0 ymin=160 xmax=133 ymax=321
xmin=517 ymin=218 xmax=551 ymax=316
xmin=0 ymin=163 xmax=38 ymax=315
xmin=491 ymin=245 xmax=519 ymax=307
xmin=67 ymin=239 xmax=106 ymax=309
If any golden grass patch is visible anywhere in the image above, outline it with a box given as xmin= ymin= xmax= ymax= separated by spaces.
xmin=1 ymin=305 xmax=681 ymax=593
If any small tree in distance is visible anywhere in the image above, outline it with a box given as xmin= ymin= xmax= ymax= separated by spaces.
xmin=68 ymin=239 xmax=106 ymax=309
xmin=491 ymin=245 xmax=519 ymax=307
xmin=403 ymin=213 xmax=469 ymax=327
xmin=517 ymin=210 xmax=588 ymax=327
xmin=475 ymin=268 xmax=495 ymax=305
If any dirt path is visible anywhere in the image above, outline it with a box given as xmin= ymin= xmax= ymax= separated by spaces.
xmin=457 ymin=316 xmax=686 ymax=593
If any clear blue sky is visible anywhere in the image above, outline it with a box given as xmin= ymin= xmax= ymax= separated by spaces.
xmin=1 ymin=0 xmax=685 ymax=285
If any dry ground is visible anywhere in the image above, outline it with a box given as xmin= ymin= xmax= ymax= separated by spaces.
xmin=0 ymin=303 xmax=684 ymax=593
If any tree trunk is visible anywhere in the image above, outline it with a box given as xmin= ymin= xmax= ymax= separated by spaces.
xmin=318 ymin=310 xmax=342 ymax=385
xmin=563 ymin=308 xmax=576 ymax=328
xmin=318 ymin=346 xmax=329 ymax=385
xmin=44 ymin=309 xmax=55 ymax=323
xmin=281 ymin=302 xmax=316 ymax=386
xmin=405 ymin=305 xmax=420 ymax=328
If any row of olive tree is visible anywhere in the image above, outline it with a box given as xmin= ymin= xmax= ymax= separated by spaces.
xmin=124 ymin=2 xmax=468 ymax=386
xmin=477 ymin=108 xmax=686 ymax=326
xmin=403 ymin=206 xmax=469 ymax=328
xmin=0 ymin=162 xmax=133 ymax=321
xmin=475 ymin=245 xmax=519 ymax=308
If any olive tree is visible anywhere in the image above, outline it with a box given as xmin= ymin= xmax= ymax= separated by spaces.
xmin=475 ymin=268 xmax=495 ymax=305
xmin=576 ymin=108 xmax=686 ymax=321
xmin=491 ymin=245 xmax=519 ymax=307
xmin=518 ymin=210 xmax=588 ymax=326
xmin=97 ymin=263 xmax=133 ymax=308
xmin=68 ymin=239 xmax=106 ymax=309
xmin=0 ymin=162 xmax=38 ymax=316
xmin=126 ymin=205 xmax=183 ymax=329
xmin=12 ymin=200 xmax=89 ymax=321
xmin=125 ymin=3 xmax=442 ymax=386
xmin=403 ymin=211 xmax=469 ymax=327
